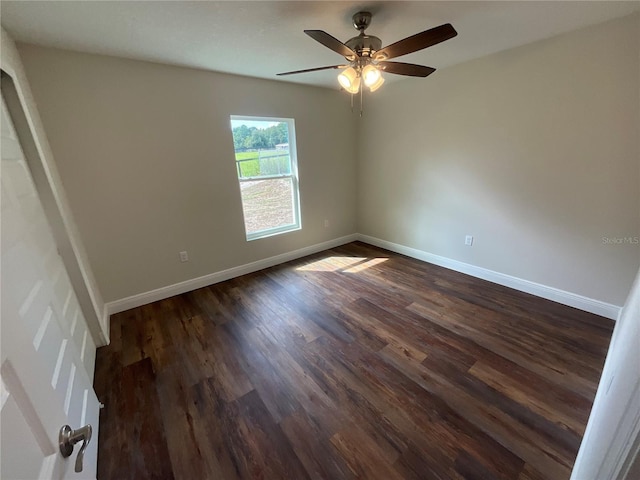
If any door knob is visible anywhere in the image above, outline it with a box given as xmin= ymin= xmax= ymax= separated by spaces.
xmin=59 ymin=424 xmax=92 ymax=472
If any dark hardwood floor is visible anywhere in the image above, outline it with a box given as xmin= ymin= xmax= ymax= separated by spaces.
xmin=94 ymin=241 xmax=614 ymax=480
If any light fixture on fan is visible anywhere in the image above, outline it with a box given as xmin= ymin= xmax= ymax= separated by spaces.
xmin=337 ymin=63 xmax=383 ymax=94
xmin=362 ymin=64 xmax=384 ymax=92
xmin=337 ymin=66 xmax=360 ymax=93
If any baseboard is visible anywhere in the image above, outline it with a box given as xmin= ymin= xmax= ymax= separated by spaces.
xmin=105 ymin=232 xmax=621 ymax=321
xmin=357 ymin=234 xmax=621 ymax=320
xmin=105 ymin=234 xmax=359 ymax=316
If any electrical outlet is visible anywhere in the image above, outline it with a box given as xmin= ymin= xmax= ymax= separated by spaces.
xmin=324 ymin=219 xmax=330 ymax=228
xmin=179 ymin=251 xmax=189 ymax=262
xmin=465 ymin=235 xmax=474 ymax=246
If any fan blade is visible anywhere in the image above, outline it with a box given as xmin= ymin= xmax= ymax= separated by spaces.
xmin=374 ymin=23 xmax=457 ymax=61
xmin=378 ymin=61 xmax=436 ymax=77
xmin=277 ymin=65 xmax=347 ymax=76
xmin=304 ymin=30 xmax=357 ymax=59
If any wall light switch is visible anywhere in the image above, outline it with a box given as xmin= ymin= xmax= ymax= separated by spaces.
xmin=465 ymin=235 xmax=474 ymax=246
xmin=179 ymin=251 xmax=189 ymax=262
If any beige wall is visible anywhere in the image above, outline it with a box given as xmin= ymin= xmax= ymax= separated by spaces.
xmin=357 ymin=14 xmax=640 ymax=306
xmin=17 ymin=45 xmax=358 ymax=302
xmin=16 ymin=13 xmax=639 ymax=308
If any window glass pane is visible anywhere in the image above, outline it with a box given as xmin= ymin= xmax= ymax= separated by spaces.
xmin=236 ymin=149 xmax=291 ymax=179
xmin=230 ymin=116 xmax=301 ymax=240
xmin=239 ymin=178 xmax=294 ymax=235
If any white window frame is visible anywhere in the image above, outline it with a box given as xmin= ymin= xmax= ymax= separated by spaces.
xmin=230 ymin=115 xmax=301 ymax=241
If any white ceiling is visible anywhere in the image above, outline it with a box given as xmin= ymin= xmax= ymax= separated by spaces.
xmin=2 ymin=1 xmax=639 ymax=89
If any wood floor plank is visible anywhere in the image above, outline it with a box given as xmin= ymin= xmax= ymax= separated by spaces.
xmin=94 ymin=348 xmax=125 ymax=480
xmin=393 ymin=442 xmax=460 ymax=480
xmin=156 ymin=364 xmax=223 ymax=480
xmin=333 ymin=338 xmax=526 ymax=479
xmin=235 ymin=272 xmax=325 ymax=345
xmin=407 ymin=299 xmax=600 ymax=399
xmin=120 ymin=358 xmax=174 ymax=480
xmin=454 ymin=450 xmax=504 ymax=480
xmin=379 ymin=344 xmax=573 ymax=478
xmin=330 ymin=425 xmax=404 ymax=480
xmin=518 ymin=463 xmax=550 ymax=480
xmin=120 ymin=308 xmax=148 ymax=367
xmin=299 ymin=335 xmax=412 ymax=456
xmin=221 ymin=320 xmax=305 ymax=424
xmin=280 ymin=409 xmax=356 ymax=480
xmin=94 ymin=241 xmax=613 ymax=480
xmin=233 ymin=389 xmax=311 ymax=479
xmin=468 ymin=361 xmax=588 ymax=436
xmin=341 ymin=299 xmax=427 ymax=360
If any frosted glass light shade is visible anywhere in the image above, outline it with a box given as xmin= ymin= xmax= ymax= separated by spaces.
xmin=346 ymin=76 xmax=361 ymax=94
xmin=368 ymin=75 xmax=385 ymax=92
xmin=338 ymin=67 xmax=360 ymax=94
xmin=362 ymin=64 xmax=381 ymax=87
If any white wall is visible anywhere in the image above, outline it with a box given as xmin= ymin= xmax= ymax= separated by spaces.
xmin=571 ymin=265 xmax=640 ymax=479
xmin=357 ymin=13 xmax=639 ymax=307
xmin=1 ymin=28 xmax=107 ymax=344
xmin=17 ymin=45 xmax=358 ymax=303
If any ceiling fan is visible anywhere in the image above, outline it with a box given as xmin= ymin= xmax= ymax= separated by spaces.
xmin=277 ymin=11 xmax=457 ymax=95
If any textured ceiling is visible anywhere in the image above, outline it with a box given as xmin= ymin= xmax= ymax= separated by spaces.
xmin=2 ymin=1 xmax=639 ymax=89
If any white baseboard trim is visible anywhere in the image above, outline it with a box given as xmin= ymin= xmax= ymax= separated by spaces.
xmin=105 ymin=234 xmax=359 ymax=316
xmin=105 ymin=232 xmax=621 ymax=321
xmin=357 ymin=234 xmax=621 ymax=320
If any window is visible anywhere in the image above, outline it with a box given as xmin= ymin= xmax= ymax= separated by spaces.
xmin=230 ymin=116 xmax=301 ymax=240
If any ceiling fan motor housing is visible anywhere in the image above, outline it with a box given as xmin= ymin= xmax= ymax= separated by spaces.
xmin=346 ymin=34 xmax=382 ymax=58
xmin=347 ymin=12 xmax=381 ymax=58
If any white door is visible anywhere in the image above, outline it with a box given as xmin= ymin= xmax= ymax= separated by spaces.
xmin=1 ymin=91 xmax=100 ymax=479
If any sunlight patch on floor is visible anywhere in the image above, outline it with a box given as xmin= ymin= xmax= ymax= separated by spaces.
xmin=297 ymin=256 xmax=388 ymax=272
xmin=343 ymin=257 xmax=388 ymax=273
